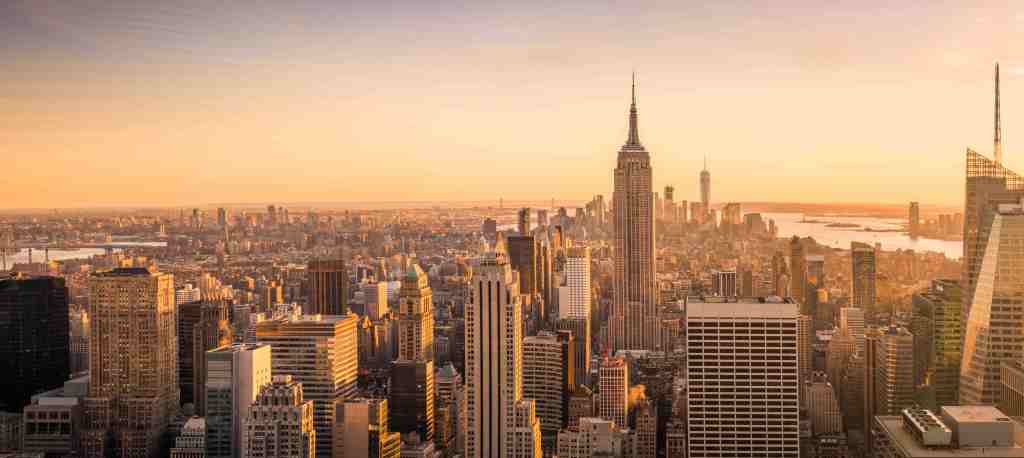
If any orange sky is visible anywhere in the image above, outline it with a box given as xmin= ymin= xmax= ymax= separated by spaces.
xmin=2 ymin=1 xmax=1023 ymax=208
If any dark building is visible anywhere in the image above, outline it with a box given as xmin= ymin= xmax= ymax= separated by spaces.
xmin=389 ymin=360 xmax=434 ymax=443
xmin=307 ymin=259 xmax=349 ymax=315
xmin=0 ymin=274 xmax=70 ymax=412
xmin=178 ymin=299 xmax=233 ymax=413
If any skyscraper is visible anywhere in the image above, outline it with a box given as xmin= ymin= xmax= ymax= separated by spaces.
xmin=256 ymin=314 xmax=359 ymax=457
xmin=610 ymin=75 xmax=659 ymax=352
xmin=912 ymin=279 xmax=962 ymax=407
xmin=851 ymin=241 xmax=876 ymax=309
xmin=840 ymin=306 xmax=866 ymax=356
xmin=242 ymin=375 xmax=316 ymax=458
xmin=597 ymin=357 xmax=629 ymax=429
xmin=557 ymin=246 xmax=591 ymax=320
xmin=206 ymin=344 xmax=272 ymax=458
xmin=179 ymin=299 xmax=233 ymax=414
xmin=507 ymin=236 xmax=541 ymax=298
xmin=686 ymin=298 xmax=800 ymax=458
xmin=82 ymin=267 xmax=178 ymax=458
xmin=790 ymin=236 xmax=806 ymax=305
xmin=391 ymin=264 xmax=435 ymax=443
xmin=522 ymin=331 xmax=572 ymax=451
xmin=873 ymin=326 xmax=915 ymax=415
xmin=0 ymin=274 xmax=69 ymax=413
xmin=909 ymin=201 xmax=921 ymax=237
xmin=336 ymin=398 xmax=401 ymax=458
xmin=995 ymin=62 xmax=1003 ymax=164
xmin=961 ymin=201 xmax=1024 ymax=405
xmin=464 ymin=251 xmax=541 ymax=458
xmin=700 ymin=156 xmax=711 ymax=219
xmin=307 ymin=259 xmax=349 ymax=315
xmin=518 ymin=207 xmax=531 ymax=236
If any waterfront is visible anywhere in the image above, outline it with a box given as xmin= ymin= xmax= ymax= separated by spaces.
xmin=6 ymin=242 xmax=167 ymax=264
xmin=764 ymin=212 xmax=962 ymax=259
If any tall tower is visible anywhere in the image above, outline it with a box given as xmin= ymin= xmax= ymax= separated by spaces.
xmin=851 ymin=242 xmax=877 ymax=309
xmin=464 ymin=252 xmax=541 ymax=458
xmin=610 ymin=74 xmax=660 ymax=352
xmin=82 ymin=267 xmax=178 ymax=458
xmin=391 ymin=264 xmax=435 ymax=443
xmin=996 ymin=62 xmax=1003 ymax=164
xmin=700 ymin=155 xmax=711 ymax=217
xmin=518 ymin=207 xmax=531 ymax=236
xmin=0 ymin=275 xmax=70 ymax=413
xmin=307 ymin=258 xmax=349 ymax=315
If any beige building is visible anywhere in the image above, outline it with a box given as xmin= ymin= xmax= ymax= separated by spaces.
xmin=391 ymin=265 xmax=435 ymax=443
xmin=256 ymin=314 xmax=358 ymax=457
xmin=874 ymin=326 xmax=915 ymax=415
xmin=610 ymin=77 xmax=660 ymax=352
xmin=1000 ymin=361 xmax=1024 ymax=416
xmin=336 ymin=398 xmax=400 ymax=458
xmin=81 ymin=267 xmax=178 ymax=458
xmin=171 ymin=417 xmax=207 ymax=458
xmin=523 ymin=331 xmax=569 ymax=448
xmin=806 ymin=372 xmax=843 ymax=436
xmin=872 ymin=406 xmax=1024 ymax=457
xmin=597 ymin=357 xmax=629 ymax=429
xmin=556 ymin=417 xmax=632 ymax=458
xmin=464 ymin=252 xmax=541 ymax=458
xmin=242 ymin=375 xmax=315 ymax=458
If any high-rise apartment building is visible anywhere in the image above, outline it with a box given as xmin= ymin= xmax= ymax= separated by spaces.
xmin=610 ymin=76 xmax=659 ymax=352
xmin=205 ymin=344 xmax=272 ymax=458
xmin=851 ymin=242 xmax=877 ymax=309
xmin=961 ymin=202 xmax=1024 ymax=405
xmin=256 ymin=314 xmax=359 ymax=457
xmin=597 ymin=357 xmax=629 ymax=429
xmin=242 ymin=375 xmax=315 ymax=458
xmin=336 ymin=398 xmax=401 ymax=458
xmin=686 ymin=299 xmax=800 ymax=458
xmin=464 ymin=252 xmax=541 ymax=458
xmin=82 ymin=267 xmax=178 ymax=458
xmin=0 ymin=275 xmax=69 ymax=413
xmin=307 ymin=259 xmax=349 ymax=315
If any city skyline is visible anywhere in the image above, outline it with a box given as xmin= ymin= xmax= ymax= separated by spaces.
xmin=3 ymin=1 xmax=1024 ymax=208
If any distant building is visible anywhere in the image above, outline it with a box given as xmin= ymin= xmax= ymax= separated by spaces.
xmin=391 ymin=265 xmax=435 ymax=443
xmin=710 ymin=270 xmax=737 ymax=297
xmin=851 ymin=242 xmax=876 ymax=309
xmin=909 ymin=202 xmax=921 ymax=237
xmin=911 ymin=279 xmax=961 ymax=407
xmin=805 ymin=372 xmax=843 ymax=436
xmin=307 ymin=259 xmax=349 ymax=315
xmin=789 ymin=236 xmax=807 ymax=306
xmin=556 ymin=417 xmax=632 ymax=458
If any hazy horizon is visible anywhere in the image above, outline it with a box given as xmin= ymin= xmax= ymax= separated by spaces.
xmin=4 ymin=1 xmax=1023 ymax=208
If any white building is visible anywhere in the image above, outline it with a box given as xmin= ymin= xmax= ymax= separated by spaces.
xmin=205 ymin=344 xmax=272 ymax=458
xmin=242 ymin=375 xmax=315 ymax=458
xmin=556 ymin=417 xmax=632 ymax=458
xmin=465 ymin=252 xmax=541 ymax=458
xmin=176 ymin=283 xmax=203 ymax=305
xmin=557 ymin=247 xmax=591 ymax=320
xmin=686 ymin=298 xmax=800 ymax=457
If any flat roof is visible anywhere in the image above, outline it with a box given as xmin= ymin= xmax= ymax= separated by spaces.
xmin=876 ymin=415 xmax=1024 ymax=457
xmin=943 ymin=406 xmax=1012 ymax=423
xmin=686 ymin=301 xmax=799 ymax=319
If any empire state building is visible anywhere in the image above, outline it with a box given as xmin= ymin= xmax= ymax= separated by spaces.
xmin=610 ymin=76 xmax=660 ymax=351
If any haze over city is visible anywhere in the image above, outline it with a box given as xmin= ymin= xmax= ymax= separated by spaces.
xmin=4 ymin=0 xmax=1024 ymax=208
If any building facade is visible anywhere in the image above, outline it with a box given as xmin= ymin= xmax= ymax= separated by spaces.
xmin=0 ymin=275 xmax=70 ymax=413
xmin=242 ymin=375 xmax=315 ymax=458
xmin=205 ymin=344 xmax=272 ymax=458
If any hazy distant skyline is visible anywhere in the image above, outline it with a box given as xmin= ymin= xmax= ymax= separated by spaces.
xmin=3 ymin=1 xmax=1023 ymax=209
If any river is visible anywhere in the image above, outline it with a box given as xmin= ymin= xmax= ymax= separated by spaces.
xmin=763 ymin=212 xmax=961 ymax=259
xmin=5 ymin=242 xmax=167 ymax=264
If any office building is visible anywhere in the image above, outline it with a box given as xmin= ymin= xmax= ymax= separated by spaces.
xmin=1000 ymin=361 xmax=1024 ymax=416
xmin=522 ymin=331 xmax=572 ymax=450
xmin=507 ymin=235 xmax=541 ymax=298
xmin=633 ymin=399 xmax=657 ymax=458
xmin=81 ymin=267 xmax=178 ymax=458
xmin=21 ymin=375 xmax=88 ymax=457
xmin=0 ymin=275 xmax=69 ymax=413
xmin=69 ymin=307 xmax=89 ymax=375
xmin=610 ymin=75 xmax=660 ymax=352
xmin=242 ymin=375 xmax=315 ymax=458
xmin=464 ymin=252 xmax=541 ymax=458
xmin=336 ymin=398 xmax=401 ymax=458
xmin=871 ymin=406 xmax=1024 ymax=457
xmin=176 ymin=283 xmax=203 ymax=305
xmin=555 ymin=318 xmax=591 ymax=387
xmin=171 ymin=417 xmax=207 ymax=458
xmin=397 ymin=265 xmax=433 ymax=362
xmin=806 ymin=372 xmax=843 ymax=436
xmin=557 ymin=246 xmax=591 ymax=320
xmin=911 ymin=279 xmax=962 ymax=407
xmin=567 ymin=386 xmax=594 ymax=429
xmin=179 ymin=299 xmax=233 ymax=413
xmin=840 ymin=306 xmax=866 ymax=356
xmin=961 ymin=201 xmax=1024 ymax=405
xmin=851 ymin=242 xmax=877 ymax=309
xmin=205 ymin=344 xmax=272 ymax=458
xmin=555 ymin=417 xmax=632 ymax=458
xmin=799 ymin=314 xmax=812 ymax=387
xmin=391 ymin=264 xmax=435 ymax=443
xmin=700 ymin=156 xmax=711 ymax=220
xmin=597 ymin=357 xmax=629 ymax=429
xmin=710 ymin=270 xmax=737 ymax=297
xmin=307 ymin=259 xmax=349 ymax=315
xmin=256 ymin=314 xmax=359 ymax=457
xmin=686 ymin=298 xmax=800 ymax=458
xmin=790 ymin=236 xmax=806 ymax=305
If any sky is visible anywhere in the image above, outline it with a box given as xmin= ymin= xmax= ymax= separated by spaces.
xmin=2 ymin=0 xmax=1023 ymax=209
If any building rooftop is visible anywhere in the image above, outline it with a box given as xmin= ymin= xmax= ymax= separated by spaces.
xmin=943 ymin=406 xmax=1013 ymax=424
xmin=92 ymin=267 xmax=158 ymax=277
xmin=876 ymin=412 xmax=1024 ymax=457
xmin=686 ymin=298 xmax=799 ymax=319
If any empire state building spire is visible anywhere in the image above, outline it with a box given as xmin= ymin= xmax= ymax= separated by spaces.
xmin=996 ymin=62 xmax=1003 ymax=164
xmin=626 ymin=72 xmax=642 ymax=147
